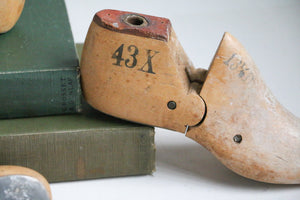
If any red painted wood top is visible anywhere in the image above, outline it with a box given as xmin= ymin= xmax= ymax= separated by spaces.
xmin=93 ymin=9 xmax=171 ymax=42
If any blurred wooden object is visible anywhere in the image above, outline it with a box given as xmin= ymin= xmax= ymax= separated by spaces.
xmin=0 ymin=165 xmax=51 ymax=200
xmin=0 ymin=0 xmax=25 ymax=33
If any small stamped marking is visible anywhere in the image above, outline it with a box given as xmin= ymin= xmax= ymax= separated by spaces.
xmin=112 ymin=44 xmax=159 ymax=74
xmin=223 ymin=53 xmax=254 ymax=83
xmin=60 ymin=77 xmax=75 ymax=113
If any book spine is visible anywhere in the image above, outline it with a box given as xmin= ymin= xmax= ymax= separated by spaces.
xmin=0 ymin=127 xmax=155 ymax=182
xmin=0 ymin=69 xmax=81 ymax=119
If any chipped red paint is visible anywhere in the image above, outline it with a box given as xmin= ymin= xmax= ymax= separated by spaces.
xmin=93 ymin=9 xmax=171 ymax=42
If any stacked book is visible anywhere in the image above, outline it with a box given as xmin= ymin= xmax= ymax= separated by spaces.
xmin=0 ymin=0 xmax=155 ymax=182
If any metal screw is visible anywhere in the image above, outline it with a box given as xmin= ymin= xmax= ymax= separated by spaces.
xmin=167 ymin=101 xmax=176 ymax=110
xmin=233 ymin=134 xmax=242 ymax=143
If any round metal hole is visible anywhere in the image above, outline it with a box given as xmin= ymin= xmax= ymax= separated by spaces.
xmin=167 ymin=101 xmax=176 ymax=110
xmin=233 ymin=134 xmax=242 ymax=143
xmin=123 ymin=14 xmax=148 ymax=27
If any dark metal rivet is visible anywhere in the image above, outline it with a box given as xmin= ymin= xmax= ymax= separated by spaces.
xmin=167 ymin=101 xmax=176 ymax=110
xmin=233 ymin=134 xmax=242 ymax=143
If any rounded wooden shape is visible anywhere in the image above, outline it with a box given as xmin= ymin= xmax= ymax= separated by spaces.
xmin=0 ymin=165 xmax=52 ymax=199
xmin=0 ymin=0 xmax=25 ymax=33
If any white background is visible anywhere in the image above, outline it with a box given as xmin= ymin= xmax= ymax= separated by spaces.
xmin=51 ymin=1 xmax=300 ymax=199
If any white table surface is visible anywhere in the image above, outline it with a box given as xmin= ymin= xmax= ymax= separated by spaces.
xmin=51 ymin=1 xmax=300 ymax=199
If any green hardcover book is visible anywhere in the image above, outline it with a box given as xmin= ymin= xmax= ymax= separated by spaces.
xmin=0 ymin=0 xmax=81 ymax=118
xmin=0 ymin=104 xmax=155 ymax=182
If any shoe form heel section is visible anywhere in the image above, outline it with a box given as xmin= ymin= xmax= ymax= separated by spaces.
xmin=80 ymin=9 xmax=206 ymax=133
